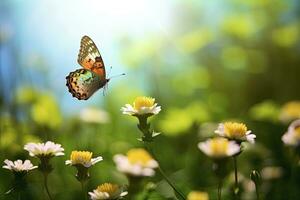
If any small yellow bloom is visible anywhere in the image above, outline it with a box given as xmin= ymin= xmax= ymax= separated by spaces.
xmin=71 ymin=151 xmax=92 ymax=165
xmin=134 ymin=97 xmax=155 ymax=110
xmin=65 ymin=151 xmax=103 ymax=168
xmin=113 ymin=148 xmax=158 ymax=177
xmin=89 ymin=183 xmax=128 ymax=200
xmin=121 ymin=96 xmax=161 ymax=116
xmin=99 ymin=183 xmax=116 ymax=190
xmin=198 ymin=137 xmax=240 ymax=158
xmin=127 ymin=148 xmax=153 ymax=167
xmin=215 ymin=122 xmax=255 ymax=143
xmin=295 ymin=127 xmax=300 ymax=138
xmin=97 ymin=183 xmax=118 ymax=195
xmin=210 ymin=138 xmax=229 ymax=156
xmin=187 ymin=191 xmax=209 ymax=200
xmin=224 ymin=122 xmax=247 ymax=138
xmin=280 ymin=101 xmax=300 ymax=122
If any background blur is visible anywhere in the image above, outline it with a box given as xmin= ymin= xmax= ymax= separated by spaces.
xmin=1 ymin=0 xmax=300 ymax=199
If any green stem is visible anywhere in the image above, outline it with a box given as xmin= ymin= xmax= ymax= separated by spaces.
xmin=137 ymin=116 xmax=153 ymax=142
xmin=43 ymin=173 xmax=53 ymax=200
xmin=81 ymin=181 xmax=88 ymax=200
xmin=18 ymin=191 xmax=21 ymax=200
xmin=158 ymin=165 xmax=186 ymax=200
xmin=137 ymin=116 xmax=186 ymax=200
xmin=144 ymin=143 xmax=186 ymax=200
xmin=127 ymin=176 xmax=143 ymax=199
xmin=255 ymin=183 xmax=260 ymax=200
xmin=218 ymin=180 xmax=222 ymax=200
xmin=233 ymin=156 xmax=239 ymax=196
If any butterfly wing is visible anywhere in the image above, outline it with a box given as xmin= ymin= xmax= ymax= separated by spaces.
xmin=66 ymin=69 xmax=107 ymax=100
xmin=77 ymin=36 xmax=106 ymax=79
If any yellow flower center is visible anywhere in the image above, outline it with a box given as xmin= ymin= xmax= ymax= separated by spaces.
xmin=210 ymin=138 xmax=229 ymax=157
xmin=281 ymin=101 xmax=300 ymax=119
xmin=127 ymin=148 xmax=153 ymax=167
xmin=224 ymin=122 xmax=247 ymax=139
xmin=133 ymin=96 xmax=155 ymax=110
xmin=97 ymin=183 xmax=119 ymax=196
xmin=294 ymin=126 xmax=300 ymax=139
xmin=70 ymin=151 xmax=92 ymax=165
xmin=187 ymin=191 xmax=209 ymax=200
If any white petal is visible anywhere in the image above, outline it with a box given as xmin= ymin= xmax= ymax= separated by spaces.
xmin=137 ymin=107 xmax=152 ymax=114
xmin=121 ymin=104 xmax=136 ymax=115
xmin=152 ymin=105 xmax=161 ymax=114
xmin=198 ymin=142 xmax=212 ymax=157
xmin=214 ymin=123 xmax=225 ymax=136
xmin=147 ymin=159 xmax=159 ymax=168
xmin=3 ymin=159 xmax=37 ymax=172
xmin=120 ymin=191 xmax=128 ymax=197
xmin=91 ymin=156 xmax=103 ymax=165
xmin=227 ymin=142 xmax=241 ymax=156
xmin=113 ymin=154 xmax=157 ymax=176
xmin=246 ymin=134 xmax=256 ymax=143
xmin=24 ymin=141 xmax=64 ymax=157
xmin=282 ymin=132 xmax=297 ymax=146
xmin=142 ymin=168 xmax=156 ymax=176
xmin=65 ymin=160 xmax=72 ymax=165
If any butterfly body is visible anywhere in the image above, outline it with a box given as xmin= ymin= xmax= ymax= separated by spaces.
xmin=66 ymin=36 xmax=108 ymax=100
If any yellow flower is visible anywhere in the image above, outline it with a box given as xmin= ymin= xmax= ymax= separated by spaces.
xmin=121 ymin=96 xmax=161 ymax=116
xmin=88 ymin=183 xmax=128 ymax=200
xmin=134 ymin=97 xmax=155 ymax=110
xmin=65 ymin=151 xmax=103 ymax=168
xmin=198 ymin=137 xmax=240 ymax=158
xmin=280 ymin=101 xmax=300 ymax=122
xmin=282 ymin=119 xmax=300 ymax=146
xmin=215 ymin=122 xmax=255 ymax=143
xmin=187 ymin=191 xmax=209 ymax=200
xmin=127 ymin=148 xmax=154 ymax=167
xmin=113 ymin=148 xmax=158 ymax=177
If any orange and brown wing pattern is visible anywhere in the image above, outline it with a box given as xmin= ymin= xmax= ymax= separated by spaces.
xmin=66 ymin=69 xmax=106 ymax=100
xmin=77 ymin=36 xmax=106 ymax=78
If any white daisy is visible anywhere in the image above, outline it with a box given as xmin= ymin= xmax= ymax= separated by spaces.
xmin=113 ymin=148 xmax=158 ymax=177
xmin=121 ymin=96 xmax=161 ymax=116
xmin=198 ymin=137 xmax=240 ymax=158
xmin=24 ymin=141 xmax=64 ymax=157
xmin=215 ymin=122 xmax=256 ymax=143
xmin=88 ymin=183 xmax=128 ymax=200
xmin=65 ymin=151 xmax=103 ymax=168
xmin=282 ymin=119 xmax=300 ymax=146
xmin=3 ymin=159 xmax=37 ymax=172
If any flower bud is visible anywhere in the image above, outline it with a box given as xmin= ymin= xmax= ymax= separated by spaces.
xmin=250 ymin=170 xmax=261 ymax=185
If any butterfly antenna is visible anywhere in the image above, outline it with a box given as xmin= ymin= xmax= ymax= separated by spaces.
xmin=109 ymin=73 xmax=126 ymax=79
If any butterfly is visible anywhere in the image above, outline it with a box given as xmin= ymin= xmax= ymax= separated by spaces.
xmin=66 ymin=36 xmax=110 ymax=100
